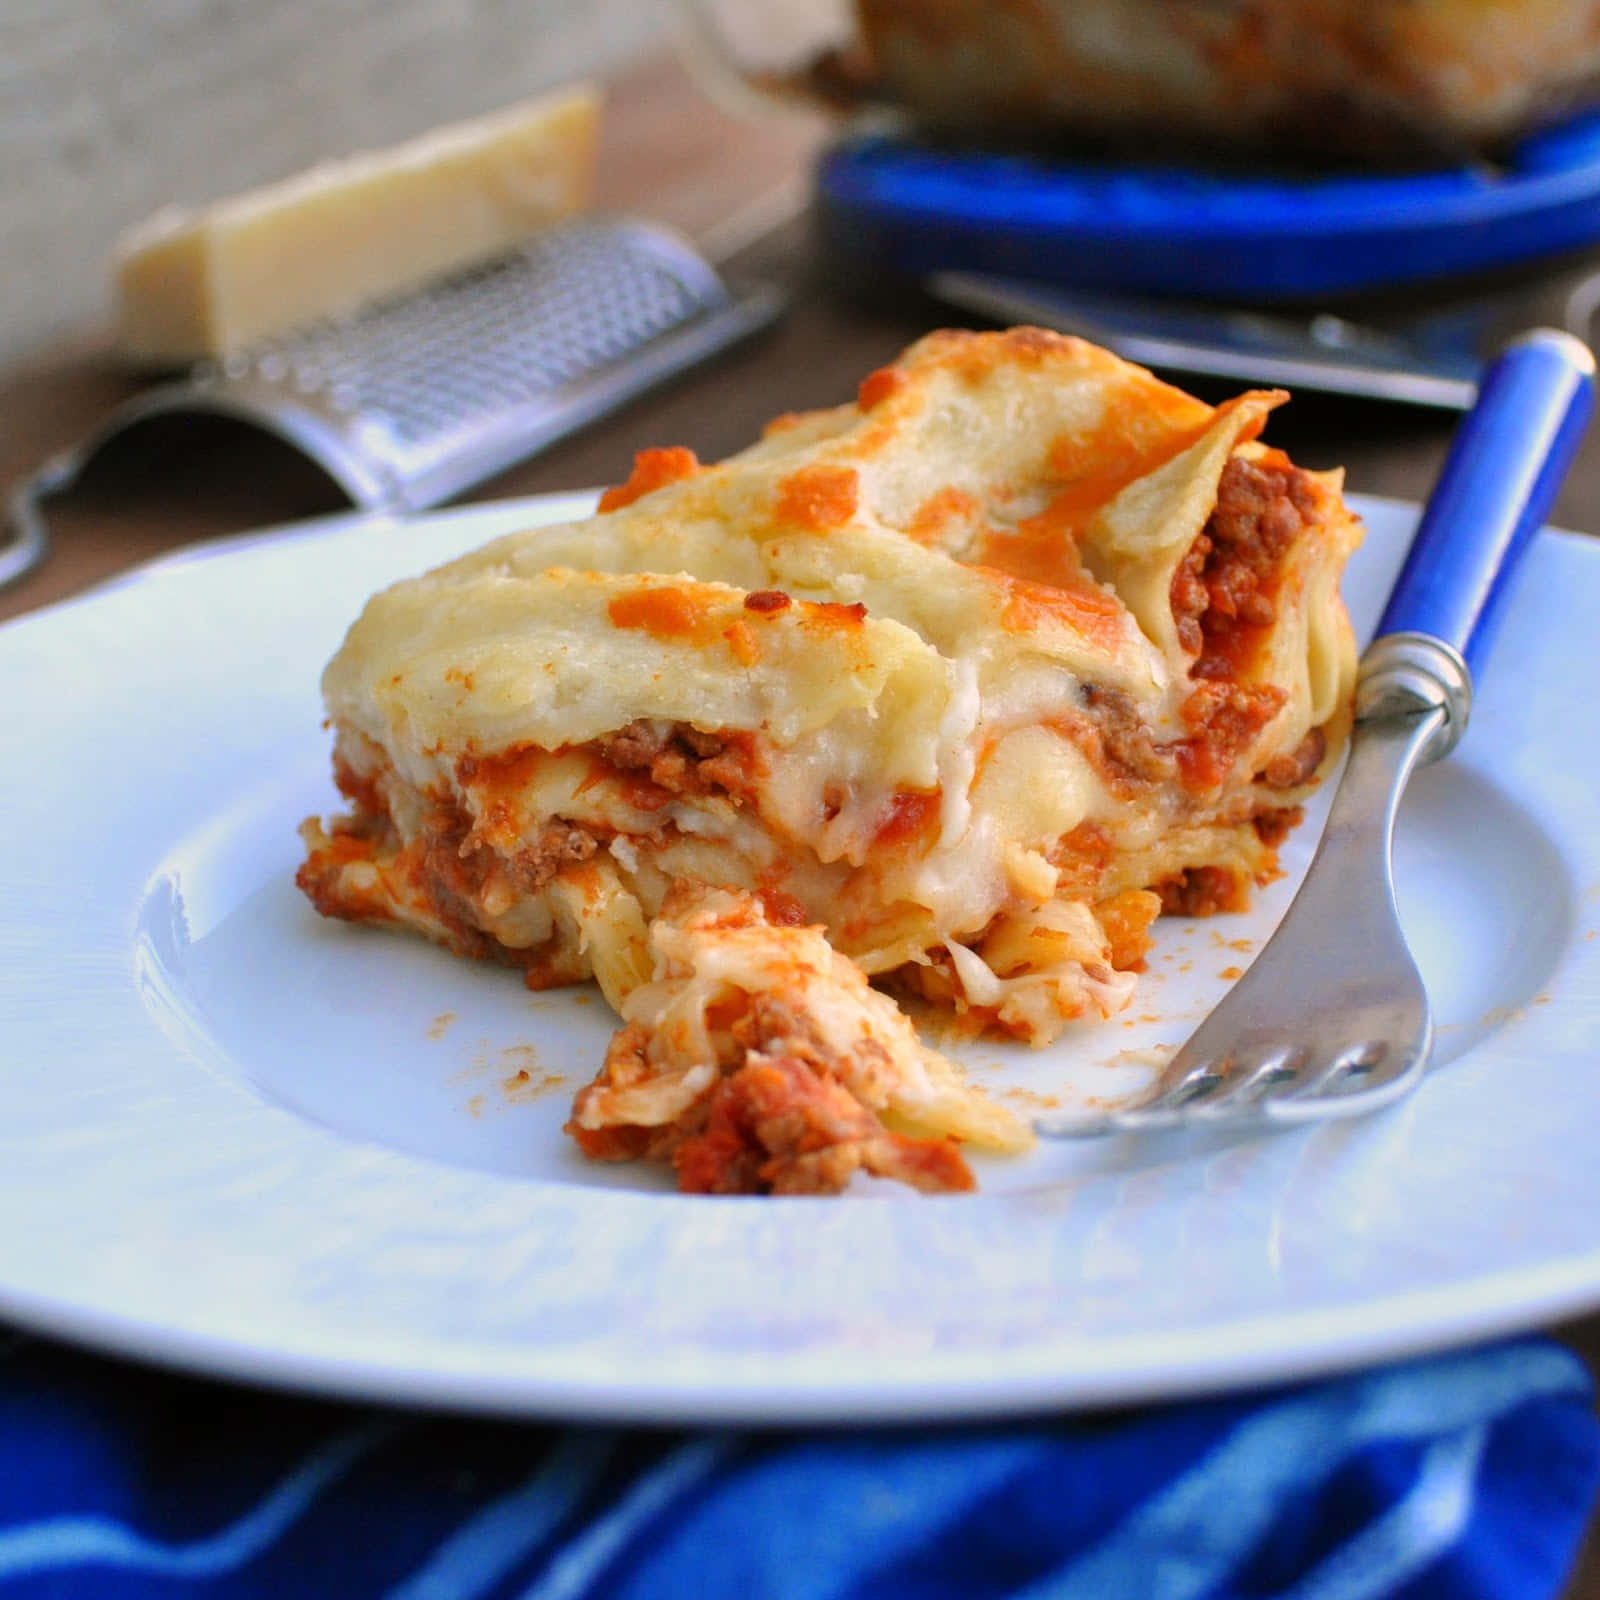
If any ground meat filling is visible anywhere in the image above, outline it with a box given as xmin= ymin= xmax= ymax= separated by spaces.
xmin=1175 ymin=679 xmax=1288 ymax=792
xmin=1075 ymin=683 xmax=1169 ymax=788
xmin=298 ymin=747 xmax=609 ymax=982
xmin=672 ymin=1055 xmax=975 ymax=1195
xmin=415 ymin=803 xmax=515 ymax=950
xmin=398 ymin=802 xmax=600 ymax=984
xmin=1072 ymin=674 xmax=1287 ymax=799
xmin=593 ymin=719 xmax=759 ymax=803
xmin=1172 ymin=453 xmax=1318 ymax=673
xmin=303 ymin=725 xmax=769 ymax=988
xmin=330 ymin=751 xmax=385 ymax=819
xmin=502 ymin=819 xmax=599 ymax=892
xmin=1252 ymin=805 xmax=1305 ymax=849
xmin=1157 ymin=864 xmax=1251 ymax=918
xmin=1079 ymin=450 xmax=1321 ymax=798
xmin=569 ymin=987 xmax=977 ymax=1195
xmin=1260 ymin=726 xmax=1327 ymax=790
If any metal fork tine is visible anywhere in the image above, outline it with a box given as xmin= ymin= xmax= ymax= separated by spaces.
xmin=1266 ymin=1043 xmax=1430 ymax=1124
xmin=1314 ymin=1041 xmax=1390 ymax=1092
xmin=1200 ymin=1048 xmax=1309 ymax=1113
xmin=1160 ymin=1057 xmax=1230 ymax=1106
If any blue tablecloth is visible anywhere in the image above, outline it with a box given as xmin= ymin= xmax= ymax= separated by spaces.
xmin=0 ymin=1328 xmax=1595 ymax=1599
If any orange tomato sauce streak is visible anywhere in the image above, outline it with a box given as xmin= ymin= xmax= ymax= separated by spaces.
xmin=606 ymin=585 xmax=709 ymax=639
xmin=597 ymin=446 xmax=701 ymax=512
xmin=857 ymin=365 xmax=906 ymax=411
xmin=995 ymin=572 xmax=1126 ymax=651
xmin=874 ymin=789 xmax=941 ymax=848
xmin=607 ymin=584 xmax=766 ymax=665
xmin=1096 ymin=889 xmax=1161 ymax=971
xmin=456 ymin=745 xmax=545 ymax=799
xmin=775 ymin=465 xmax=859 ymax=530
xmin=907 ymin=486 xmax=977 ymax=546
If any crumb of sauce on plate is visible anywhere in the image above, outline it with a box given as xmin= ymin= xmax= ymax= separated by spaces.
xmin=1109 ymin=1046 xmax=1174 ymax=1072
xmin=501 ymin=1068 xmax=567 ymax=1102
xmin=448 ymin=1040 xmax=567 ymax=1114
xmin=1000 ymin=1086 xmax=1062 ymax=1112
xmin=481 ymin=1042 xmax=567 ymax=1102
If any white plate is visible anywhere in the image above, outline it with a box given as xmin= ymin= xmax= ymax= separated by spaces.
xmin=2 ymin=492 xmax=1597 ymax=1424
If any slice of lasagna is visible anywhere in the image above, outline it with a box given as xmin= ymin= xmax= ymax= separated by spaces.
xmin=299 ymin=328 xmax=1362 ymax=1194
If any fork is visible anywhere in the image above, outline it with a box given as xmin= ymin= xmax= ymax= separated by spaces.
xmin=1037 ymin=328 xmax=1596 ymax=1139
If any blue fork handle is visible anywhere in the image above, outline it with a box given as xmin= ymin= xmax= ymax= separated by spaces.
xmin=1376 ymin=328 xmax=1595 ymax=676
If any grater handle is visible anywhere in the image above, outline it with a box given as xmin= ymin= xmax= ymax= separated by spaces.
xmin=2 ymin=449 xmax=81 ymax=592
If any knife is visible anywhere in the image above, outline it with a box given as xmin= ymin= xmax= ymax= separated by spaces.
xmin=927 ymin=269 xmax=1482 ymax=409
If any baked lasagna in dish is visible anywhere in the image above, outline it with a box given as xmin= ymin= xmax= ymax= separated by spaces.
xmin=824 ymin=0 xmax=1600 ymax=162
xmin=299 ymin=328 xmax=1362 ymax=1194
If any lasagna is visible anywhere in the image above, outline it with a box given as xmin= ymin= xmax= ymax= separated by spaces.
xmin=815 ymin=0 xmax=1600 ymax=162
xmin=299 ymin=328 xmax=1362 ymax=1194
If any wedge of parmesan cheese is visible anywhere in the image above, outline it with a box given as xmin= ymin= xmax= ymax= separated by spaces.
xmin=113 ymin=83 xmax=600 ymax=366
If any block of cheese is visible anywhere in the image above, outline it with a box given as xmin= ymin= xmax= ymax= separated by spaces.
xmin=113 ymin=83 xmax=600 ymax=366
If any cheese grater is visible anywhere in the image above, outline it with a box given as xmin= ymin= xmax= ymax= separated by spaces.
xmin=3 ymin=215 xmax=784 ymax=590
